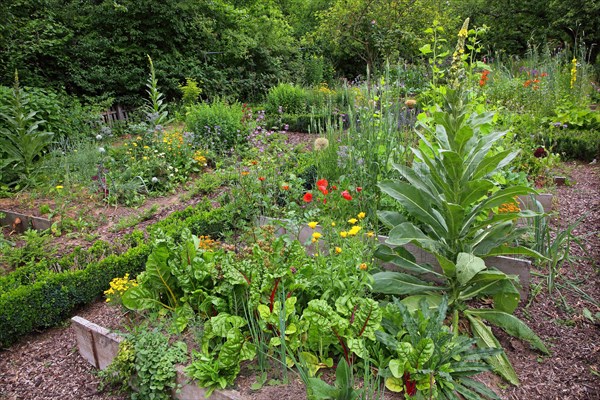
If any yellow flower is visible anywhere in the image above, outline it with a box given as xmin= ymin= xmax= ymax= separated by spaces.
xmin=348 ymin=226 xmax=362 ymax=236
xmin=308 ymin=221 xmax=318 ymax=229
xmin=132 ymin=142 xmax=137 ymax=147
xmin=458 ymin=28 xmax=468 ymax=38
xmin=331 ymin=222 xmax=336 ymax=227
xmin=340 ymin=231 xmax=348 ymax=238
xmin=359 ymin=263 xmax=368 ymax=271
xmin=312 ymin=232 xmax=322 ymax=240
xmin=143 ymin=146 xmax=149 ymax=149
xmin=335 ymin=247 xmax=342 ymax=254
xmin=348 ymin=218 xmax=358 ymax=225
xmin=366 ymin=231 xmax=375 ymax=238
xmin=357 ymin=212 xmax=366 ymax=220
xmin=55 ymin=185 xmax=64 ymax=190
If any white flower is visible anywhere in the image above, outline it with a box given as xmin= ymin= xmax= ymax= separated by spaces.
xmin=96 ymin=134 xmax=103 ymax=141
xmin=151 ymin=177 xmax=159 ymax=183
xmin=98 ymin=147 xmax=106 ymax=154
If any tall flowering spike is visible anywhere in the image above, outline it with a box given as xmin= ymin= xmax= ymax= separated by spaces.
xmin=570 ymin=58 xmax=577 ymax=88
xmin=449 ymin=18 xmax=470 ymax=89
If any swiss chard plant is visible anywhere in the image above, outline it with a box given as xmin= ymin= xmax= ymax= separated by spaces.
xmin=373 ymin=89 xmax=549 ymax=384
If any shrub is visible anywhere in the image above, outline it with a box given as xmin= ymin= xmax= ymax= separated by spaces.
xmin=266 ymin=83 xmax=307 ymax=115
xmin=185 ymin=100 xmax=244 ymax=154
xmin=544 ymin=129 xmax=600 ymax=161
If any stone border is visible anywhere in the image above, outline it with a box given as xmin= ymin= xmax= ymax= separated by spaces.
xmin=0 ymin=209 xmax=52 ymax=233
xmin=71 ymin=316 xmax=243 ymax=400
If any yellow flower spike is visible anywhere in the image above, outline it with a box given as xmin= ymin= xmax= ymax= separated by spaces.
xmin=312 ymin=232 xmax=322 ymax=240
xmin=340 ymin=231 xmax=348 ymax=238
xmin=308 ymin=221 xmax=318 ymax=229
xmin=359 ymin=263 xmax=368 ymax=271
xmin=348 ymin=218 xmax=358 ymax=225
xmin=357 ymin=212 xmax=366 ymax=219
xmin=335 ymin=247 xmax=342 ymax=254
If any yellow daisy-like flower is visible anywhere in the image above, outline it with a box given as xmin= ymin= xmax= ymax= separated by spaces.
xmin=335 ymin=247 xmax=342 ymax=254
xmin=331 ymin=222 xmax=336 ymax=227
xmin=348 ymin=218 xmax=358 ymax=225
xmin=359 ymin=263 xmax=368 ymax=271
xmin=357 ymin=212 xmax=366 ymax=220
xmin=55 ymin=185 xmax=64 ymax=190
xmin=348 ymin=226 xmax=362 ymax=236
xmin=366 ymin=231 xmax=375 ymax=238
xmin=308 ymin=221 xmax=318 ymax=229
xmin=340 ymin=231 xmax=348 ymax=238
xmin=312 ymin=232 xmax=322 ymax=240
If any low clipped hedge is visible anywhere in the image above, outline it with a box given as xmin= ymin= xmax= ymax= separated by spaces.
xmin=0 ymin=200 xmax=240 ymax=348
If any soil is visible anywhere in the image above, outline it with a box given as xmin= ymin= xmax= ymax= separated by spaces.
xmin=0 ymin=139 xmax=599 ymax=399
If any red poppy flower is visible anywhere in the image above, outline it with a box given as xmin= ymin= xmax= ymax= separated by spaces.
xmin=356 ymin=186 xmax=362 ymax=192
xmin=332 ymin=185 xmax=338 ymax=190
xmin=281 ymin=185 xmax=290 ymax=191
xmin=303 ymin=192 xmax=313 ymax=202
xmin=341 ymin=190 xmax=352 ymax=201
xmin=317 ymin=178 xmax=329 ymax=195
xmin=258 ymin=176 xmax=265 ymax=181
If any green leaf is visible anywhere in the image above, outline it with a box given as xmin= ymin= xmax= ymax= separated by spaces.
xmin=385 ymin=376 xmax=404 ymax=392
xmin=465 ymin=309 xmax=549 ymax=354
xmin=466 ymin=314 xmax=519 ymax=385
xmin=379 ymin=182 xmax=448 ymax=236
xmin=377 ymin=210 xmax=407 ymax=229
xmin=375 ymin=245 xmax=443 ymax=278
xmin=400 ymin=294 xmax=444 ymax=313
xmin=455 ymin=253 xmax=486 ymax=285
xmin=387 ymin=222 xmax=441 ymax=253
xmin=372 ymin=271 xmax=447 ymax=295
xmin=388 ymin=358 xmax=406 ymax=378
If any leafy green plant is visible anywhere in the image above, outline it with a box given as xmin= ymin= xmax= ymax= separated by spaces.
xmin=377 ymin=296 xmax=501 ymax=399
xmin=266 ymin=83 xmax=308 ymax=115
xmin=185 ymin=313 xmax=256 ymax=396
xmin=185 ymin=100 xmax=244 ymax=154
xmin=111 ymin=204 xmax=159 ymax=232
xmin=528 ymin=200 xmax=586 ymax=294
xmin=179 ymin=77 xmax=202 ymax=106
xmin=0 ymin=71 xmax=54 ymax=185
xmin=303 ymin=358 xmax=360 ymax=400
xmin=373 ymin=89 xmax=548 ymax=384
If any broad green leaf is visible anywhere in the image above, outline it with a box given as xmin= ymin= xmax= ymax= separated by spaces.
xmin=122 ymin=285 xmax=168 ymax=310
xmin=372 ymin=271 xmax=447 ymax=295
xmin=387 ymin=222 xmax=441 ymax=253
xmin=375 ymin=244 xmax=443 ymax=278
xmin=307 ymin=377 xmax=338 ymax=398
xmin=466 ymin=314 xmax=519 ymax=385
xmin=377 ymin=210 xmax=407 ymax=229
xmin=257 ymin=304 xmax=271 ymax=320
xmin=456 ymin=253 xmax=486 ymax=285
xmin=385 ymin=376 xmax=404 ymax=392
xmin=435 ymin=253 xmax=456 ymax=278
xmin=458 ymin=270 xmax=512 ymax=303
xmin=414 ymin=338 xmax=435 ymax=366
xmin=465 ymin=309 xmax=549 ymax=354
xmin=400 ymin=294 xmax=444 ymax=313
xmin=388 ymin=359 xmax=406 ymax=378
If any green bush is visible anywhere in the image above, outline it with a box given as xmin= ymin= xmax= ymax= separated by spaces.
xmin=545 ymin=129 xmax=600 ymax=161
xmin=185 ymin=100 xmax=244 ymax=154
xmin=266 ymin=83 xmax=307 ymax=115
